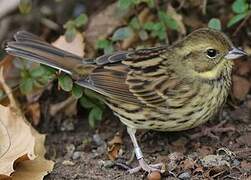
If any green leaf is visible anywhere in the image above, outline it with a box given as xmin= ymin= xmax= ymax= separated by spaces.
xmin=20 ymin=78 xmax=33 ymax=94
xmin=208 ymin=18 xmax=222 ymax=30
xmin=88 ymin=107 xmax=103 ymax=128
xmin=227 ymin=12 xmax=248 ymax=27
xmin=144 ymin=22 xmax=166 ymax=40
xmin=19 ymin=0 xmax=32 ymax=14
xmin=75 ymin=14 xmax=88 ymax=28
xmin=63 ymin=20 xmax=75 ymax=29
xmin=79 ymin=96 xmax=96 ymax=109
xmin=96 ymin=39 xmax=111 ymax=49
xmin=84 ymin=89 xmax=105 ymax=104
xmin=118 ymin=0 xmax=134 ymax=9
xmin=64 ymin=27 xmax=77 ymax=42
xmin=30 ymin=66 xmax=45 ymax=78
xmin=58 ymin=75 xmax=73 ymax=92
xmin=112 ymin=27 xmax=134 ymax=41
xmin=143 ymin=22 xmax=155 ymax=30
xmin=96 ymin=39 xmax=114 ymax=54
xmin=232 ymin=0 xmax=248 ymax=14
xmin=158 ymin=11 xmax=178 ymax=30
xmin=72 ymin=85 xmax=83 ymax=99
xmin=129 ymin=17 xmax=141 ymax=30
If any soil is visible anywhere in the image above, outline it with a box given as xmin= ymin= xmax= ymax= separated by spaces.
xmin=40 ymin=89 xmax=251 ymax=180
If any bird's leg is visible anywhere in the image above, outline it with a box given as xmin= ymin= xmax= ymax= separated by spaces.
xmin=126 ymin=127 xmax=163 ymax=174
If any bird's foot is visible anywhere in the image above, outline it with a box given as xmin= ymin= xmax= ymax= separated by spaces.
xmin=190 ymin=120 xmax=235 ymax=140
xmin=128 ymin=158 xmax=164 ymax=174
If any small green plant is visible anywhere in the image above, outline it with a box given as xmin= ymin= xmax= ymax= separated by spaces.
xmin=118 ymin=0 xmax=154 ymax=9
xmin=20 ymin=65 xmax=56 ymax=94
xmin=208 ymin=18 xmax=222 ymax=30
xmin=19 ymin=0 xmax=32 ymax=15
xmin=64 ymin=13 xmax=88 ymax=42
xmin=228 ymin=0 xmax=251 ymax=27
xmin=96 ymin=39 xmax=114 ymax=54
xmin=19 ymin=61 xmax=105 ymax=127
xmin=80 ymin=89 xmax=106 ymax=128
xmin=143 ymin=11 xmax=178 ymax=41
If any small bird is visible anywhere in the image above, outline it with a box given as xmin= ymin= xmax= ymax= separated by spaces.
xmin=5 ymin=28 xmax=247 ymax=173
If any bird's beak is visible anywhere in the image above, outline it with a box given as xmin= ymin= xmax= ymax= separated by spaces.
xmin=225 ymin=47 xmax=247 ymax=60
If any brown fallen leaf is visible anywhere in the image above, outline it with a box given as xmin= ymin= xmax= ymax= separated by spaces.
xmin=52 ymin=32 xmax=85 ymax=57
xmin=0 ymin=68 xmax=54 ymax=179
xmin=85 ymin=2 xmax=130 ymax=53
xmin=11 ymin=129 xmax=54 ymax=180
xmin=26 ymin=102 xmax=41 ymax=126
xmin=0 ymin=55 xmax=21 ymax=91
xmin=49 ymin=96 xmax=77 ymax=117
xmin=0 ymin=68 xmax=35 ymax=176
xmin=167 ymin=4 xmax=186 ymax=35
xmin=232 ymin=75 xmax=251 ymax=101
xmin=107 ymin=132 xmax=123 ymax=161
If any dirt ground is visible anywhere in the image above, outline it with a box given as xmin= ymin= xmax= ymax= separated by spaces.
xmin=40 ymin=89 xmax=251 ymax=180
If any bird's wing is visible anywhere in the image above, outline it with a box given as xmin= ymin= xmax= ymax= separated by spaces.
xmin=77 ymin=46 xmax=179 ymax=107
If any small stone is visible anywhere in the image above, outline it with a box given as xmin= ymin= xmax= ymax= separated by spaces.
xmin=178 ymin=171 xmax=191 ymax=180
xmin=62 ymin=160 xmax=75 ymax=166
xmin=233 ymin=159 xmax=240 ymax=166
xmin=72 ymin=151 xmax=81 ymax=160
xmin=147 ymin=171 xmax=161 ymax=180
xmin=103 ymin=160 xmax=114 ymax=168
xmin=93 ymin=134 xmax=105 ymax=146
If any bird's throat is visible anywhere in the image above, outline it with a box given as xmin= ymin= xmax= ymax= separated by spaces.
xmin=196 ymin=60 xmax=233 ymax=81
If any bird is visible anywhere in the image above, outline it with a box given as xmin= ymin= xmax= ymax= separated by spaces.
xmin=5 ymin=28 xmax=247 ymax=174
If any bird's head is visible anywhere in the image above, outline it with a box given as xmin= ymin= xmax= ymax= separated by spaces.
xmin=172 ymin=28 xmax=247 ymax=81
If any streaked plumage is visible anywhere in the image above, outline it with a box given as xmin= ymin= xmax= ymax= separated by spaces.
xmin=5 ymin=28 xmax=246 ymax=173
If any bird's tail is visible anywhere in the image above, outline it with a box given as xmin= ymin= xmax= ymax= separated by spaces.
xmin=5 ymin=31 xmax=86 ymax=75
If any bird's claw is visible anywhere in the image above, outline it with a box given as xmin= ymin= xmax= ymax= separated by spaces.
xmin=127 ymin=158 xmax=164 ymax=174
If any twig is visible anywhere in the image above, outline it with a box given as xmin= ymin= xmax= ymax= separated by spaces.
xmin=202 ymin=0 xmax=207 ymax=15
xmin=233 ymin=11 xmax=251 ymax=36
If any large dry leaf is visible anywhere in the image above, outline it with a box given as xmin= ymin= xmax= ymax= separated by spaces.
xmin=0 ymin=68 xmax=54 ymax=178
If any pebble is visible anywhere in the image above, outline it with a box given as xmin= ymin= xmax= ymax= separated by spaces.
xmin=178 ymin=171 xmax=191 ymax=180
xmin=62 ymin=160 xmax=75 ymax=166
xmin=93 ymin=134 xmax=105 ymax=146
xmin=72 ymin=151 xmax=81 ymax=160
xmin=233 ymin=159 xmax=240 ymax=166
xmin=147 ymin=171 xmax=161 ymax=180
xmin=103 ymin=160 xmax=114 ymax=168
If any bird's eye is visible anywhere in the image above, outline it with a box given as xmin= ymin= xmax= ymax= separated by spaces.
xmin=206 ymin=49 xmax=218 ymax=58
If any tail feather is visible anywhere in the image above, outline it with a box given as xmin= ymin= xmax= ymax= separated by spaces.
xmin=6 ymin=31 xmax=85 ymax=75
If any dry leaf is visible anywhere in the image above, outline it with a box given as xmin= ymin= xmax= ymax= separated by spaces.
xmin=11 ymin=130 xmax=54 ymax=180
xmin=52 ymin=32 xmax=85 ymax=57
xmin=0 ymin=55 xmax=21 ymax=88
xmin=107 ymin=132 xmax=123 ymax=161
xmin=0 ymin=68 xmax=36 ymax=176
xmin=85 ymin=2 xmax=129 ymax=51
xmin=0 ymin=68 xmax=54 ymax=178
xmin=232 ymin=75 xmax=251 ymax=100
xmin=167 ymin=4 xmax=186 ymax=35
xmin=26 ymin=102 xmax=41 ymax=126
xmin=49 ymin=96 xmax=77 ymax=117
